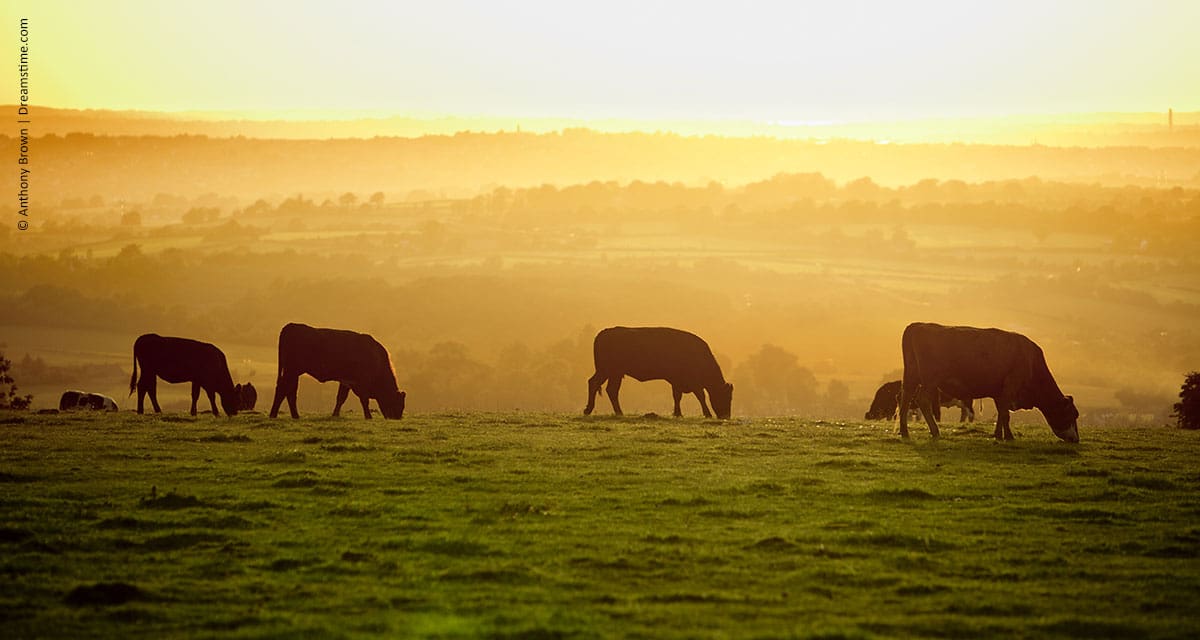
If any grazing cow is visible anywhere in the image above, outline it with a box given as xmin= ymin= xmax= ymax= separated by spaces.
xmin=865 ymin=380 xmax=976 ymax=422
xmin=269 ymin=323 xmax=406 ymax=419
xmin=59 ymin=390 xmax=119 ymax=412
xmin=234 ymin=382 xmax=258 ymax=411
xmin=129 ymin=334 xmax=239 ymax=417
xmin=898 ymin=322 xmax=1078 ymax=442
xmin=584 ymin=326 xmax=733 ymax=419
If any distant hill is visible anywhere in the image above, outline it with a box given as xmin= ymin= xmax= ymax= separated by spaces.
xmin=3 ymin=127 xmax=1199 ymax=203
xmin=7 ymin=106 xmax=1200 ymax=147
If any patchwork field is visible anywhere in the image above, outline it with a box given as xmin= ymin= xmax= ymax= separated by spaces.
xmin=2 ymin=411 xmax=1199 ymax=638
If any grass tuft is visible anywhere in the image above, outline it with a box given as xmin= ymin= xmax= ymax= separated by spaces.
xmin=139 ymin=489 xmax=203 ymax=510
xmin=198 ymin=433 xmax=251 ymax=443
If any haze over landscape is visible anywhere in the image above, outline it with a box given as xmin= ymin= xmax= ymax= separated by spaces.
xmin=3 ymin=1 xmax=1199 ymax=421
xmin=5 ymin=2 xmax=1200 ymax=638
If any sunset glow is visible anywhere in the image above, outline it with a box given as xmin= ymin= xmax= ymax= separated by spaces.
xmin=5 ymin=0 xmax=1198 ymax=126
xmin=4 ymin=2 xmax=1200 ymax=635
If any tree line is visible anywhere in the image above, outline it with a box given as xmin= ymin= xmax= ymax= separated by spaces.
xmin=4 ymin=130 xmax=1199 ymax=204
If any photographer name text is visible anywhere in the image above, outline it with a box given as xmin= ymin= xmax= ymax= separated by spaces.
xmin=17 ymin=17 xmax=29 ymax=230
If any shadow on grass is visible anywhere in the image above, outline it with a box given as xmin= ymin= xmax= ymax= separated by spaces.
xmin=63 ymin=582 xmax=148 ymax=607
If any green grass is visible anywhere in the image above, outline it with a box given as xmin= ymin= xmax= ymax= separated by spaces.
xmin=2 ymin=411 xmax=1199 ymax=639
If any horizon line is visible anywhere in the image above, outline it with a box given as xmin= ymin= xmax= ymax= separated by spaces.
xmin=10 ymin=104 xmax=1198 ymax=125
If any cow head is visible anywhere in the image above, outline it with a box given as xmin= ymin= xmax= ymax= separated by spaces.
xmin=219 ymin=391 xmax=240 ymax=417
xmin=1044 ymin=395 xmax=1079 ymax=443
xmin=865 ymin=404 xmax=891 ymax=421
xmin=710 ymin=383 xmax=733 ymax=419
xmin=237 ymin=382 xmax=258 ymax=411
xmin=378 ymin=390 xmax=407 ymax=419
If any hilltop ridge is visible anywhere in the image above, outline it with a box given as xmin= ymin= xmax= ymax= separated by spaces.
xmin=8 ymin=105 xmax=1199 ymax=146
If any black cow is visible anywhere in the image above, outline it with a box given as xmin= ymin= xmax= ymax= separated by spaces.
xmin=234 ymin=382 xmax=258 ymax=411
xmin=865 ymin=380 xmax=976 ymax=422
xmin=129 ymin=334 xmax=239 ymax=416
xmin=59 ymin=390 xmax=119 ymax=412
xmin=584 ymin=326 xmax=733 ymax=419
xmin=899 ymin=322 xmax=1078 ymax=442
xmin=269 ymin=323 xmax=406 ymax=419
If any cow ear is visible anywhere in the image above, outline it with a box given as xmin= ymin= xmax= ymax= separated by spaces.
xmin=727 ymin=383 xmax=734 ymax=392
xmin=399 ymin=391 xmax=407 ymax=400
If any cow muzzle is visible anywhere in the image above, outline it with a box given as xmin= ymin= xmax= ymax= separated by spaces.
xmin=1056 ymin=423 xmax=1079 ymax=443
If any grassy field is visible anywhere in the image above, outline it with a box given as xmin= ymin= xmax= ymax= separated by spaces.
xmin=2 ymin=411 xmax=1199 ymax=639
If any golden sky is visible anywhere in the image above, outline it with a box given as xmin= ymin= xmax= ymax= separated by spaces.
xmin=6 ymin=0 xmax=1199 ymax=123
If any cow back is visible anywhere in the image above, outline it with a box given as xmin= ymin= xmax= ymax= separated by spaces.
xmin=594 ymin=326 xmax=726 ymax=389
xmin=902 ymin=322 xmax=1065 ymax=409
xmin=133 ymin=334 xmax=236 ymax=393
xmin=278 ymin=323 xmax=399 ymax=395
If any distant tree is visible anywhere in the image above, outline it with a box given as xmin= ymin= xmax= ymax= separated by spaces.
xmin=824 ymin=379 xmax=850 ymax=408
xmin=733 ymin=344 xmax=818 ymax=415
xmin=277 ymin=195 xmax=317 ymax=215
xmin=891 ymin=225 xmax=915 ymax=251
xmin=120 ymin=210 xmax=142 ymax=226
xmin=241 ymin=199 xmax=272 ymax=217
xmin=0 ymin=352 xmax=33 ymax=410
xmin=339 ymin=192 xmax=358 ymax=208
xmin=845 ymin=176 xmax=882 ymax=199
xmin=1114 ymin=387 xmax=1172 ymax=417
xmin=181 ymin=207 xmax=219 ymax=224
xmin=369 ymin=192 xmax=385 ymax=208
xmin=1172 ymin=371 xmax=1200 ymax=430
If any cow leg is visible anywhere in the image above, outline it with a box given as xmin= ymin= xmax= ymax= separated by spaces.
xmin=287 ymin=384 xmax=300 ymax=419
xmin=206 ymin=388 xmax=220 ymax=416
xmin=994 ymin=405 xmax=1013 ymax=441
xmin=995 ymin=378 xmax=1022 ymax=440
xmin=270 ymin=373 xmax=300 ymax=419
xmin=137 ymin=375 xmax=158 ymax=414
xmin=358 ymin=392 xmax=372 ymax=420
xmin=268 ymin=385 xmax=284 ymax=418
xmin=606 ymin=375 xmax=624 ymax=416
xmin=917 ymin=388 xmax=941 ymax=438
xmin=189 ymin=382 xmax=200 ymax=416
xmin=1001 ymin=405 xmax=1014 ymax=441
xmin=584 ymin=372 xmax=604 ymax=415
xmin=146 ymin=377 xmax=162 ymax=413
xmin=333 ymin=383 xmax=350 ymax=417
xmin=695 ymin=391 xmax=713 ymax=418
xmin=898 ymin=381 xmax=914 ymax=438
xmin=672 ymin=386 xmax=684 ymax=417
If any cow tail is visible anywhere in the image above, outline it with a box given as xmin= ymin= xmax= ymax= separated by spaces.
xmin=129 ymin=344 xmax=138 ymax=396
xmin=899 ymin=325 xmax=919 ymax=415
